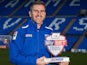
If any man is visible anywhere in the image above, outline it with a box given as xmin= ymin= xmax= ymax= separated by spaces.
xmin=9 ymin=1 xmax=69 ymax=65
xmin=0 ymin=37 xmax=9 ymax=48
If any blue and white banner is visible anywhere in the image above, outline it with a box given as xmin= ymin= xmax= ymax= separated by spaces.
xmin=0 ymin=18 xmax=25 ymax=34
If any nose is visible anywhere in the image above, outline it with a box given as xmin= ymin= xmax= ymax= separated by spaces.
xmin=37 ymin=11 xmax=42 ymax=16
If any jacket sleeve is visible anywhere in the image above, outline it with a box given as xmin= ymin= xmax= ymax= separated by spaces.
xmin=9 ymin=28 xmax=36 ymax=65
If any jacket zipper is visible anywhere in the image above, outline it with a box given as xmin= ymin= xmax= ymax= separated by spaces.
xmin=37 ymin=29 xmax=40 ymax=58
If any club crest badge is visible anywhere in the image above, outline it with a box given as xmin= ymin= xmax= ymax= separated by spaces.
xmin=45 ymin=33 xmax=67 ymax=56
xmin=44 ymin=33 xmax=70 ymax=63
xmin=13 ymin=31 xmax=18 ymax=40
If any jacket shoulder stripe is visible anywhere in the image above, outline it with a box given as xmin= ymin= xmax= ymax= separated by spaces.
xmin=22 ymin=25 xmax=29 ymax=29
xmin=45 ymin=26 xmax=53 ymax=30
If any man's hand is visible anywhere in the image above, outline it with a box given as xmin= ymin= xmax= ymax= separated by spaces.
xmin=36 ymin=56 xmax=49 ymax=65
xmin=59 ymin=62 xmax=69 ymax=65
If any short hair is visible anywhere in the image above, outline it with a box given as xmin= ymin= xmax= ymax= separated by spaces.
xmin=30 ymin=1 xmax=46 ymax=11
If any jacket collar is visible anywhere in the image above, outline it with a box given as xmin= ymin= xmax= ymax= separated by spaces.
xmin=29 ymin=19 xmax=45 ymax=30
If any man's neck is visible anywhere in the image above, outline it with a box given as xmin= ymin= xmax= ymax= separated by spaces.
xmin=37 ymin=24 xmax=41 ymax=29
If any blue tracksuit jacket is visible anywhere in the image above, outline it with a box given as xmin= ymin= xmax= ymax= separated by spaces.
xmin=9 ymin=19 xmax=53 ymax=65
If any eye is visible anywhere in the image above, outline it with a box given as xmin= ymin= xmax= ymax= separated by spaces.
xmin=41 ymin=10 xmax=45 ymax=13
xmin=33 ymin=10 xmax=38 ymax=13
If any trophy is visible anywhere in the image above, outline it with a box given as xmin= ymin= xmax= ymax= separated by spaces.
xmin=44 ymin=33 xmax=70 ymax=63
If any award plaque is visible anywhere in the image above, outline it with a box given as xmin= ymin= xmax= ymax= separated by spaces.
xmin=44 ymin=33 xmax=70 ymax=63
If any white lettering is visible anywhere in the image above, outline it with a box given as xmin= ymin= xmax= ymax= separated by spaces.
xmin=48 ymin=18 xmax=65 ymax=30
xmin=69 ymin=0 xmax=80 ymax=6
xmin=53 ymin=0 xmax=61 ymax=6
xmin=73 ymin=18 xmax=87 ymax=31
xmin=45 ymin=0 xmax=51 ymax=6
xmin=5 ymin=0 xmax=19 ymax=8
xmin=3 ymin=18 xmax=22 ymax=29
xmin=45 ymin=0 xmax=60 ymax=7
xmin=24 ymin=0 xmax=35 ymax=7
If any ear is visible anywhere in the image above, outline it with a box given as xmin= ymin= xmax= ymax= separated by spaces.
xmin=29 ymin=11 xmax=31 ymax=17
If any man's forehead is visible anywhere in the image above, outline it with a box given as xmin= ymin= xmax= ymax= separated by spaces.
xmin=32 ymin=4 xmax=45 ymax=9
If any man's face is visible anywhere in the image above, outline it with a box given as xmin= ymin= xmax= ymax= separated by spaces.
xmin=3 ymin=39 xmax=8 ymax=44
xmin=29 ymin=4 xmax=46 ymax=25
